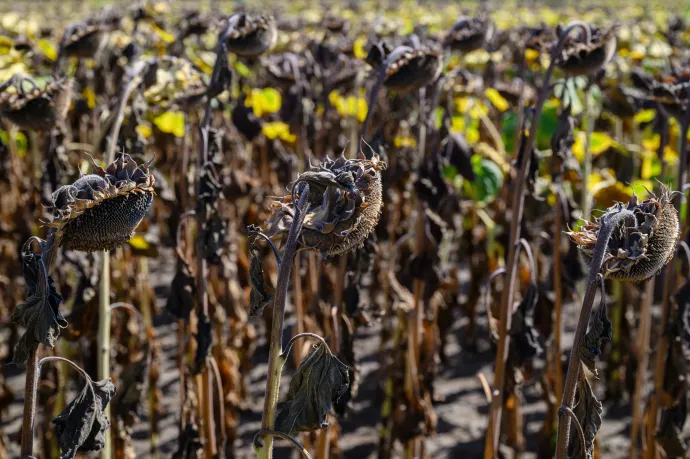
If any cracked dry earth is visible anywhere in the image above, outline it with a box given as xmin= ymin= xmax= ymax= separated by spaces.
xmin=2 ymin=246 xmax=686 ymax=458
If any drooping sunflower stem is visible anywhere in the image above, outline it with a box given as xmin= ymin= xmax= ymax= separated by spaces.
xmin=484 ymin=21 xmax=593 ymax=459
xmin=555 ymin=209 xmax=636 ymax=459
xmin=257 ymin=183 xmax=310 ymax=459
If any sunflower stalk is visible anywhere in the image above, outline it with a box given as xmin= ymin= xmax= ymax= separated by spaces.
xmin=98 ymin=58 xmax=150 ymax=459
xmin=484 ymin=21 xmax=593 ymax=458
xmin=555 ymin=209 xmax=637 ymax=458
xmin=256 ymin=183 xmax=310 ymax=459
xmin=630 ymin=278 xmax=654 ymax=459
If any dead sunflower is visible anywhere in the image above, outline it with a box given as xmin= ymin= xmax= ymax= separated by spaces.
xmin=0 ymin=75 xmax=72 ymax=131
xmin=226 ymin=13 xmax=277 ymax=57
xmin=266 ymin=153 xmax=386 ymax=257
xmin=367 ymin=43 xmax=443 ymax=93
xmin=632 ymin=69 xmax=690 ymax=120
xmin=60 ymin=21 xmax=109 ymax=59
xmin=567 ymin=187 xmax=679 ymax=282
xmin=555 ymin=24 xmax=617 ymax=77
xmin=49 ymin=154 xmax=155 ymax=252
xmin=443 ymin=16 xmax=494 ymax=53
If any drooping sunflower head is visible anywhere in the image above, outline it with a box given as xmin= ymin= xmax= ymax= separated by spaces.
xmin=567 ymin=186 xmax=679 ymax=282
xmin=369 ymin=44 xmax=443 ymax=93
xmin=443 ymin=15 xmax=494 ymax=53
xmin=556 ymin=24 xmax=617 ymax=77
xmin=225 ymin=13 xmax=277 ymax=57
xmin=266 ymin=153 xmax=386 ymax=257
xmin=0 ymin=76 xmax=73 ymax=131
xmin=49 ymin=154 xmax=155 ymax=252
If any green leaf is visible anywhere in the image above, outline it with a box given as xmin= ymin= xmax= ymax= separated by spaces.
xmin=470 ymin=155 xmax=503 ymax=203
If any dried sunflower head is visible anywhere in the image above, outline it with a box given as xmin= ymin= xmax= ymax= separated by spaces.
xmin=567 ymin=187 xmax=679 ymax=282
xmin=555 ymin=24 xmax=617 ymax=77
xmin=225 ymin=13 xmax=276 ymax=57
xmin=367 ymin=44 xmax=443 ymax=93
xmin=61 ymin=18 xmax=115 ymax=59
xmin=49 ymin=154 xmax=155 ymax=252
xmin=0 ymin=76 xmax=72 ymax=131
xmin=266 ymin=153 xmax=386 ymax=257
xmin=633 ymin=69 xmax=690 ymax=121
xmin=443 ymin=15 xmax=494 ymax=53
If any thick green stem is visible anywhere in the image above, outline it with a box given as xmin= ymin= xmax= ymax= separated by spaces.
xmin=257 ymin=184 xmax=310 ymax=459
xmin=555 ymin=209 xmax=636 ymax=459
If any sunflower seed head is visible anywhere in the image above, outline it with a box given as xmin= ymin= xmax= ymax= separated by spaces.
xmin=567 ymin=186 xmax=679 ymax=282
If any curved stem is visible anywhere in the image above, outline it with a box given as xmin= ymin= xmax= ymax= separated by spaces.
xmin=280 ymin=332 xmax=331 ymax=360
xmin=484 ymin=22 xmax=592 ymax=458
xmin=558 ymin=405 xmax=586 ymax=456
xmin=110 ymin=302 xmax=146 ymax=329
xmin=253 ymin=430 xmax=312 ymax=459
xmin=555 ymin=209 xmax=636 ymax=458
xmin=258 ymin=184 xmax=310 ymax=459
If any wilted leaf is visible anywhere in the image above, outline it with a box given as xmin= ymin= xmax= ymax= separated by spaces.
xmin=112 ymin=352 xmax=150 ymax=423
xmin=510 ymin=283 xmax=543 ymax=366
xmin=53 ymin=378 xmax=116 ymax=459
xmin=275 ymin=344 xmax=350 ymax=434
xmin=249 ymin=252 xmax=273 ymax=318
xmin=13 ymin=251 xmax=66 ymax=365
xmin=580 ymin=295 xmax=612 ymax=378
xmin=568 ymin=371 xmax=602 ymax=459
xmin=166 ymin=259 xmax=195 ymax=322
xmin=655 ymin=393 xmax=687 ymax=458
xmin=192 ymin=312 xmax=212 ymax=375
xmin=172 ymin=421 xmax=203 ymax=459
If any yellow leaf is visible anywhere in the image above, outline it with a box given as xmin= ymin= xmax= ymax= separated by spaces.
xmin=150 ymin=23 xmax=175 ymax=44
xmin=136 ymin=124 xmax=153 ymax=139
xmin=153 ymin=111 xmax=185 ymax=137
xmin=81 ymin=87 xmax=96 ymax=109
xmin=469 ymin=102 xmax=489 ymax=119
xmin=589 ymin=132 xmax=614 ymax=155
xmin=262 ymin=121 xmax=295 ymax=143
xmin=451 ymin=116 xmax=465 ymax=133
xmin=353 ymin=36 xmax=368 ymax=60
xmin=633 ymin=109 xmax=655 ymax=124
xmin=235 ymin=61 xmax=251 ymax=78
xmin=524 ymin=48 xmax=539 ymax=63
xmin=641 ymin=157 xmax=653 ymax=179
xmin=484 ymin=88 xmax=509 ymax=112
xmin=0 ymin=36 xmax=13 ymax=55
xmin=642 ymin=134 xmax=660 ymax=152
xmin=128 ymin=235 xmax=150 ymax=250
xmin=37 ymin=38 xmax=57 ymax=61
xmin=394 ymin=136 xmax=416 ymax=148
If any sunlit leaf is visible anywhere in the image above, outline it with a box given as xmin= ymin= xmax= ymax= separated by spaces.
xmin=81 ymin=87 xmax=96 ymax=109
xmin=149 ymin=23 xmax=175 ymax=44
xmin=234 ymin=61 xmax=251 ymax=78
xmin=135 ymin=124 xmax=153 ymax=139
xmin=485 ymin=88 xmax=510 ymax=112
xmin=0 ymin=36 xmax=13 ymax=54
xmin=153 ymin=111 xmax=185 ymax=137
xmin=262 ymin=121 xmax=296 ymax=143
xmin=37 ymin=38 xmax=57 ymax=61
xmin=394 ymin=136 xmax=416 ymax=148
xmin=353 ymin=36 xmax=367 ymax=60
xmin=128 ymin=235 xmax=149 ymax=250
xmin=634 ymin=109 xmax=656 ymax=124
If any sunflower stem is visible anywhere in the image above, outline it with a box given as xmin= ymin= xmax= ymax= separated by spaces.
xmin=484 ymin=21 xmax=592 ymax=459
xmin=257 ymin=184 xmax=310 ymax=459
xmin=555 ymin=209 xmax=636 ymax=459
